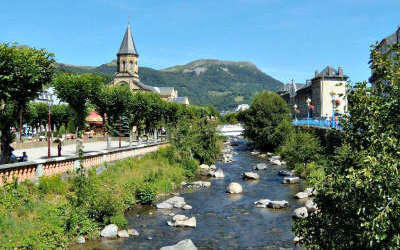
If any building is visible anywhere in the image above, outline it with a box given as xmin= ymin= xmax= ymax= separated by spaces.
xmin=112 ymin=24 xmax=189 ymax=104
xmin=370 ymin=26 xmax=400 ymax=85
xmin=280 ymin=66 xmax=348 ymax=119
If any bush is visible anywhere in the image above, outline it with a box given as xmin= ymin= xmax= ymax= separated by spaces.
xmin=294 ymin=161 xmax=326 ymax=187
xmin=136 ymin=183 xmax=156 ymax=205
xmin=238 ymin=91 xmax=291 ymax=151
xmin=279 ymin=131 xmax=322 ymax=169
xmin=38 ymin=175 xmax=67 ymax=195
xmin=110 ymin=213 xmax=128 ymax=229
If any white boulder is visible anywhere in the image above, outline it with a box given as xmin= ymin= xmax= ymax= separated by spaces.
xmin=226 ymin=182 xmax=243 ymax=194
xmin=305 ymin=199 xmax=318 ymax=213
xmin=172 ymin=214 xmax=189 ymax=222
xmin=118 ymin=230 xmax=129 ymax=238
xmin=190 ymin=181 xmax=211 ymax=188
xmin=160 ymin=239 xmax=198 ymax=250
xmin=169 ymin=217 xmax=197 ymax=228
xmin=243 ymin=172 xmax=260 ymax=180
xmin=295 ymin=192 xmax=309 ymax=199
xmin=282 ymin=176 xmax=300 ymax=184
xmin=183 ymin=204 xmax=192 ymax=210
xmin=157 ymin=202 xmax=173 ymax=209
xmin=127 ymin=228 xmax=139 ymax=236
xmin=213 ymin=168 xmax=225 ymax=178
xmin=76 ymin=236 xmax=85 ymax=244
xmin=100 ymin=224 xmax=118 ymax=238
xmin=254 ymin=199 xmax=289 ymax=209
xmin=293 ymin=207 xmax=308 ymax=219
xmin=253 ymin=163 xmax=267 ymax=170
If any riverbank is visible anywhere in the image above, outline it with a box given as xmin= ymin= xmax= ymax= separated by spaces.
xmin=0 ymin=146 xmax=197 ymax=249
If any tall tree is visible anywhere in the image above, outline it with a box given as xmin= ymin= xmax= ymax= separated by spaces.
xmin=0 ymin=43 xmax=55 ymax=163
xmin=53 ymin=73 xmax=105 ymax=137
xmin=294 ymin=43 xmax=400 ymax=249
xmin=238 ymin=91 xmax=291 ymax=151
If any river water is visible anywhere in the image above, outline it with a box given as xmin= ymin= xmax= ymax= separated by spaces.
xmin=73 ymin=141 xmax=305 ymax=249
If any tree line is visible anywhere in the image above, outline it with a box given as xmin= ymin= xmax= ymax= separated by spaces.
xmin=0 ymin=43 xmax=219 ymax=164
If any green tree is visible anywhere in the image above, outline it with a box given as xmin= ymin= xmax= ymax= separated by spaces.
xmin=0 ymin=43 xmax=55 ymax=163
xmin=53 ymin=73 xmax=105 ymax=137
xmin=238 ymin=91 xmax=291 ymax=151
xmin=294 ymin=43 xmax=400 ymax=249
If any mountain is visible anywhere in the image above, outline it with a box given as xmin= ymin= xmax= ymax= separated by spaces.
xmin=55 ymin=59 xmax=283 ymax=110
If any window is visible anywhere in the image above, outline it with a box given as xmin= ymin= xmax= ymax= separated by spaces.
xmin=129 ymin=61 xmax=133 ymax=71
xmin=122 ymin=61 xmax=126 ymax=72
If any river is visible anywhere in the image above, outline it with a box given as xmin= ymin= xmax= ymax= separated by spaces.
xmin=72 ymin=140 xmax=305 ymax=249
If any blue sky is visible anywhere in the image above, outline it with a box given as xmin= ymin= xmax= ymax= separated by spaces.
xmin=1 ymin=0 xmax=399 ymax=84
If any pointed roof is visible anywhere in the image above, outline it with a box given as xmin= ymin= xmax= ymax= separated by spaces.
xmin=118 ymin=24 xmax=138 ymax=56
xmin=318 ymin=66 xmax=337 ymax=77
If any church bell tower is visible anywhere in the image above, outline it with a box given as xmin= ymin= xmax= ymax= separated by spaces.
xmin=113 ymin=24 xmax=140 ymax=88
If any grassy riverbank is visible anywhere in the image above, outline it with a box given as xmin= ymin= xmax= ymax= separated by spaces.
xmin=0 ymin=146 xmax=198 ymax=249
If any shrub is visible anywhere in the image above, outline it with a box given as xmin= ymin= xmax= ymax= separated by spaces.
xmin=136 ymin=183 xmax=156 ymax=205
xmin=39 ymin=175 xmax=67 ymax=195
xmin=238 ymin=91 xmax=291 ymax=151
xmin=279 ymin=131 xmax=322 ymax=169
xmin=110 ymin=213 xmax=128 ymax=229
xmin=294 ymin=161 xmax=326 ymax=187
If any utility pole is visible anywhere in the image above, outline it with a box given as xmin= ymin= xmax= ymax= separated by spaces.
xmin=48 ymin=102 xmax=51 ymax=158
xmin=119 ymin=117 xmax=122 ymax=148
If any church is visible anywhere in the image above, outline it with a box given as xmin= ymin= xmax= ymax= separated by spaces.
xmin=111 ymin=24 xmax=189 ymax=105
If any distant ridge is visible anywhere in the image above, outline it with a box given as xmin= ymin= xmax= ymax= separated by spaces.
xmin=55 ymin=58 xmax=283 ymax=110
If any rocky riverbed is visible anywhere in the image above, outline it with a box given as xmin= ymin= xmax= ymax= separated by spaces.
xmin=72 ymin=139 xmax=306 ymax=249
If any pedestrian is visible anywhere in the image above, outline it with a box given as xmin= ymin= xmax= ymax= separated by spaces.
xmin=57 ymin=141 xmax=62 ymax=157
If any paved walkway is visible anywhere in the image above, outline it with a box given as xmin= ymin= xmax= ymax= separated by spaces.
xmin=14 ymin=140 xmax=131 ymax=161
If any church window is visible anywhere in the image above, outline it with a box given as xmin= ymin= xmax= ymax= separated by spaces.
xmin=129 ymin=61 xmax=133 ymax=71
xmin=122 ymin=61 xmax=126 ymax=72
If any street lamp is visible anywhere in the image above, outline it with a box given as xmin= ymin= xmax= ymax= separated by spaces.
xmin=329 ymin=91 xmax=336 ymax=128
xmin=306 ymin=97 xmax=311 ymax=126
xmin=293 ymin=104 xmax=298 ymax=121
xmin=38 ymin=91 xmax=53 ymax=158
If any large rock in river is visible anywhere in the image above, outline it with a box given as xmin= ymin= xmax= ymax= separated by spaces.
xmin=254 ymin=199 xmax=289 ymax=209
xmin=171 ymin=217 xmax=197 ymax=228
xmin=100 ymin=224 xmax=118 ymax=238
xmin=210 ymin=168 xmax=224 ymax=178
xmin=295 ymin=192 xmax=309 ymax=199
xmin=243 ymin=172 xmax=260 ymax=180
xmin=293 ymin=207 xmax=308 ymax=219
xmin=282 ymin=176 xmax=300 ymax=184
xmin=278 ymin=170 xmax=293 ymax=177
xmin=253 ymin=163 xmax=267 ymax=170
xmin=226 ymin=182 xmax=243 ymax=194
xmin=305 ymin=199 xmax=318 ymax=213
xmin=160 ymin=239 xmax=198 ymax=250
xmin=190 ymin=181 xmax=211 ymax=188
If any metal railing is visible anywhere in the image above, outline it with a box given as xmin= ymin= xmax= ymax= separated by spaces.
xmin=292 ymin=119 xmax=342 ymax=130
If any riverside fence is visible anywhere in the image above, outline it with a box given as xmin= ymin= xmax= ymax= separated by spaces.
xmin=292 ymin=119 xmax=342 ymax=130
xmin=0 ymin=141 xmax=169 ymax=184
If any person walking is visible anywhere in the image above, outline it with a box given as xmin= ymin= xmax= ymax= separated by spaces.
xmin=57 ymin=141 xmax=62 ymax=157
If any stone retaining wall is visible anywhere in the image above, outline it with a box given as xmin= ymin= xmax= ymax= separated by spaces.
xmin=0 ymin=142 xmax=168 ymax=184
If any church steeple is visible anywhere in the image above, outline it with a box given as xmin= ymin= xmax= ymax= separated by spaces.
xmin=118 ymin=24 xmax=138 ymax=56
xmin=115 ymin=23 xmax=140 ymax=85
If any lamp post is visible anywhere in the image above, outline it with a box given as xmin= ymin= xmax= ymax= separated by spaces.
xmin=38 ymin=91 xmax=53 ymax=158
xmin=0 ymin=99 xmax=5 ymax=138
xmin=306 ymin=97 xmax=311 ymax=127
xmin=330 ymin=91 xmax=336 ymax=129
xmin=293 ymin=104 xmax=298 ymax=121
